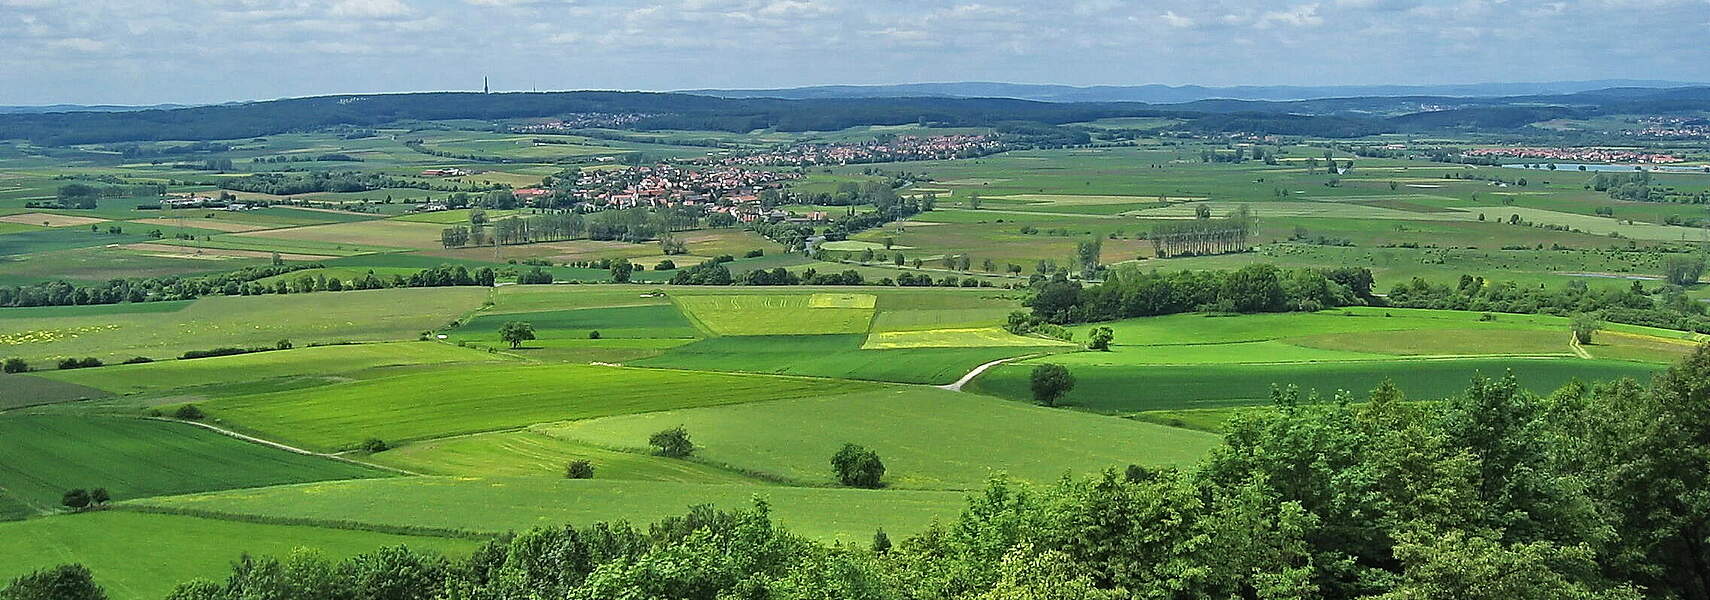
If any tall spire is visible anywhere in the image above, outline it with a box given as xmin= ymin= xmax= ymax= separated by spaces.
xmin=483 ymin=76 xmax=490 ymax=94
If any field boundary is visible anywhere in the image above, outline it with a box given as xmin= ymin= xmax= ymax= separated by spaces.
xmin=114 ymin=504 xmax=492 ymax=540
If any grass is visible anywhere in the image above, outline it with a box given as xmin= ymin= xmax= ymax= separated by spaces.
xmin=229 ymin=220 xmax=446 ymax=250
xmin=672 ymin=293 xmax=876 ymax=335
xmin=0 ymin=375 xmax=109 ymax=410
xmin=203 ymin=364 xmax=874 ymax=451
xmin=545 ymin=387 xmax=1219 ymax=490
xmin=36 ymin=342 xmax=508 ymax=397
xmin=635 ymin=334 xmax=1062 ymax=384
xmin=129 ymin=476 xmax=970 ymax=545
xmin=0 ymin=511 xmax=476 ymax=600
xmin=368 ymin=429 xmax=760 ymax=484
xmin=0 ymin=415 xmax=383 ymax=516
xmin=968 ymin=357 xmax=1665 ymax=412
xmin=0 ymin=287 xmax=488 ymax=363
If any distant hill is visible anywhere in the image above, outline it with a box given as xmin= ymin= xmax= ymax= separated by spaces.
xmin=0 ymin=103 xmax=196 ymax=115
xmin=682 ymin=80 xmax=1703 ymax=103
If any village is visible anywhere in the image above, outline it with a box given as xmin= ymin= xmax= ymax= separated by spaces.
xmin=1463 ymin=146 xmax=1686 ymax=163
xmin=711 ymin=134 xmax=1010 ymax=167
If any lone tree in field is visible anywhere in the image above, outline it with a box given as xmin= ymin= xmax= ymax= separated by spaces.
xmin=649 ymin=426 xmax=694 ymax=458
xmin=1087 ymin=326 xmax=1115 ymax=351
xmin=360 ymin=438 xmax=389 ymax=454
xmin=2 ymin=358 xmax=27 ymax=373
xmin=1030 ymin=364 xmax=1075 ymax=407
xmin=89 ymin=488 xmax=109 ymax=506
xmin=609 ymin=258 xmax=634 ymax=283
xmin=499 ymin=321 xmax=535 ymax=349
xmin=61 ymin=489 xmax=91 ymax=510
xmin=831 ymin=443 xmax=886 ymax=488
xmin=1572 ymin=313 xmax=1603 ymax=345
xmin=0 ymin=564 xmax=107 ymax=600
xmin=564 ymin=460 xmax=594 ymax=479
xmin=1662 ymin=255 xmax=1706 ymax=286
xmin=172 ymin=404 xmax=205 ymax=420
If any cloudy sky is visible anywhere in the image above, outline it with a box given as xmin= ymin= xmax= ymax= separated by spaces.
xmin=3 ymin=0 xmax=1708 ymax=105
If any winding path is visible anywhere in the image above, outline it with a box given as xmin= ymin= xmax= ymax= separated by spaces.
xmin=938 ymin=354 xmax=1037 ymax=392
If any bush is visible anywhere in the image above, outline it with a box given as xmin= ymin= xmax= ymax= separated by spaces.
xmin=1086 ymin=326 xmax=1114 ymax=351
xmin=831 ymin=443 xmax=886 ymax=488
xmin=172 ymin=404 xmax=206 ymax=420
xmin=588 ymin=330 xmax=601 ymax=340
xmin=1572 ymin=313 xmax=1603 ymax=345
xmin=360 ymin=438 xmax=389 ymax=454
xmin=180 ymin=347 xmax=255 ymax=360
xmin=120 ymin=356 xmax=153 ymax=365
xmin=655 ymin=260 xmax=676 ymax=271
xmin=2 ymin=357 xmax=27 ymax=373
xmin=61 ymin=489 xmax=91 ymax=510
xmin=649 ymin=426 xmax=694 ymax=458
xmin=275 ymin=339 xmax=293 ymax=350
xmin=89 ymin=488 xmax=110 ymax=505
xmin=744 ymin=249 xmax=765 ymax=258
xmin=55 ymin=357 xmax=102 ymax=370
xmin=564 ymin=460 xmax=595 ymax=479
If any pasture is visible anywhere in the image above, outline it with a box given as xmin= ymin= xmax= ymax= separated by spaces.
xmin=129 ymin=477 xmax=970 ymax=544
xmin=0 ymin=511 xmax=476 ymax=600
xmin=37 ymin=342 xmax=509 ymax=397
xmin=635 ymin=334 xmax=1061 ymax=384
xmin=200 ymin=364 xmax=874 ymax=451
xmin=546 ymin=387 xmax=1219 ymax=489
xmin=672 ymin=292 xmax=877 ymax=335
xmin=0 ymin=415 xmax=382 ymax=517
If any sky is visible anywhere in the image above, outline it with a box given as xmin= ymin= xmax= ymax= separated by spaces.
xmin=3 ymin=0 xmax=1709 ymax=105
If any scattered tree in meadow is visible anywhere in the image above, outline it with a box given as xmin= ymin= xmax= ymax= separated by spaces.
xmin=89 ymin=488 xmax=109 ymax=505
xmin=609 ymin=258 xmax=634 ymax=283
xmin=0 ymin=564 xmax=107 ymax=600
xmin=1030 ymin=363 xmax=1075 ymax=407
xmin=831 ymin=443 xmax=886 ymax=488
xmin=1074 ymin=238 xmax=1102 ymax=280
xmin=360 ymin=438 xmax=388 ymax=454
xmin=1662 ymin=256 xmax=1705 ymax=286
xmin=649 ymin=426 xmax=694 ymax=458
xmin=1087 ymin=326 xmax=1114 ymax=351
xmin=60 ymin=489 xmax=90 ymax=510
xmin=588 ymin=330 xmax=601 ymax=340
xmin=564 ymin=460 xmax=594 ymax=479
xmin=1572 ymin=313 xmax=1603 ymax=344
xmin=499 ymin=321 xmax=535 ymax=348
xmin=2 ymin=358 xmax=26 ymax=373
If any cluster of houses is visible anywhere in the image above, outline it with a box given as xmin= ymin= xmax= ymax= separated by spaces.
xmin=1633 ymin=117 xmax=1710 ymax=139
xmin=548 ymin=164 xmax=802 ymax=211
xmin=1463 ymin=147 xmax=1685 ymax=164
xmin=512 ymin=112 xmax=659 ymax=132
xmin=159 ymin=193 xmax=256 ymax=211
xmin=420 ymin=168 xmax=475 ymax=177
xmin=713 ymin=134 xmax=1008 ymax=167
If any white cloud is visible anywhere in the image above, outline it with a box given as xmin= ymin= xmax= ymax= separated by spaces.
xmin=328 ymin=0 xmax=412 ymax=18
xmin=1160 ymin=10 xmax=1194 ymax=28
xmin=1255 ymin=3 xmax=1323 ymax=28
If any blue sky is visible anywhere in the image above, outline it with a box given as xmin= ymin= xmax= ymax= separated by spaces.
xmin=3 ymin=0 xmax=1708 ymax=104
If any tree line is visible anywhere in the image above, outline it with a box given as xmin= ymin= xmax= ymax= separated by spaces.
xmin=1147 ymin=206 xmax=1257 ymax=258
xmin=16 ymin=347 xmax=1710 ymax=599
xmin=0 ymin=263 xmax=498 ymax=309
xmin=1385 ymin=274 xmax=1710 ymax=333
xmin=1026 ymin=264 xmax=1375 ymax=324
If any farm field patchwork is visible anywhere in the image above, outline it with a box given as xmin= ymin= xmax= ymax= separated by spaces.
xmin=635 ymin=334 xmax=1064 ymax=384
xmin=37 ymin=342 xmax=509 ymax=397
xmin=368 ymin=429 xmax=761 ymax=484
xmin=672 ymin=292 xmax=877 ymax=335
xmin=450 ymin=304 xmax=698 ymax=342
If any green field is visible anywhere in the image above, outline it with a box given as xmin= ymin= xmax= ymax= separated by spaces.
xmin=368 ymin=429 xmax=761 ymax=484
xmin=673 ymin=292 xmax=878 ymax=335
xmin=0 ymin=511 xmax=476 ymax=600
xmin=37 ymin=342 xmax=509 ymax=397
xmin=545 ymin=387 xmax=1217 ymax=489
xmin=450 ymin=304 xmax=699 ymax=342
xmin=0 ymin=415 xmax=382 ymax=517
xmin=969 ymin=357 xmax=1666 ymax=412
xmin=635 ymin=334 xmax=1062 ymax=384
xmin=129 ymin=477 xmax=969 ymax=544
xmin=202 ymin=364 xmax=874 ymax=451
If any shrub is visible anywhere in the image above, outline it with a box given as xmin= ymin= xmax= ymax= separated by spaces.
xmin=588 ymin=330 xmax=601 ymax=340
xmin=655 ymin=260 xmax=676 ymax=271
xmin=649 ymin=426 xmax=694 ymax=458
xmin=564 ymin=460 xmax=595 ymax=479
xmin=180 ymin=347 xmax=255 ymax=360
xmin=2 ymin=358 xmax=27 ymax=373
xmin=744 ymin=249 xmax=765 ymax=258
xmin=831 ymin=443 xmax=886 ymax=488
xmin=172 ymin=404 xmax=205 ymax=420
xmin=121 ymin=356 xmax=153 ymax=365
xmin=61 ymin=489 xmax=91 ymax=510
xmin=1572 ymin=313 xmax=1603 ymax=345
xmin=1086 ymin=326 xmax=1114 ymax=351
xmin=360 ymin=438 xmax=389 ymax=454
xmin=89 ymin=488 xmax=110 ymax=505
xmin=275 ymin=339 xmax=293 ymax=350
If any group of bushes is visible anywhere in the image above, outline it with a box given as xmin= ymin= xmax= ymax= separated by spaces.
xmin=1386 ymin=274 xmax=1710 ymax=333
xmin=1026 ymin=264 xmax=1374 ymax=324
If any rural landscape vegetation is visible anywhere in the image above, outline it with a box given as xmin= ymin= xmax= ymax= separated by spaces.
xmin=4 ymin=5 xmax=1710 ymax=599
